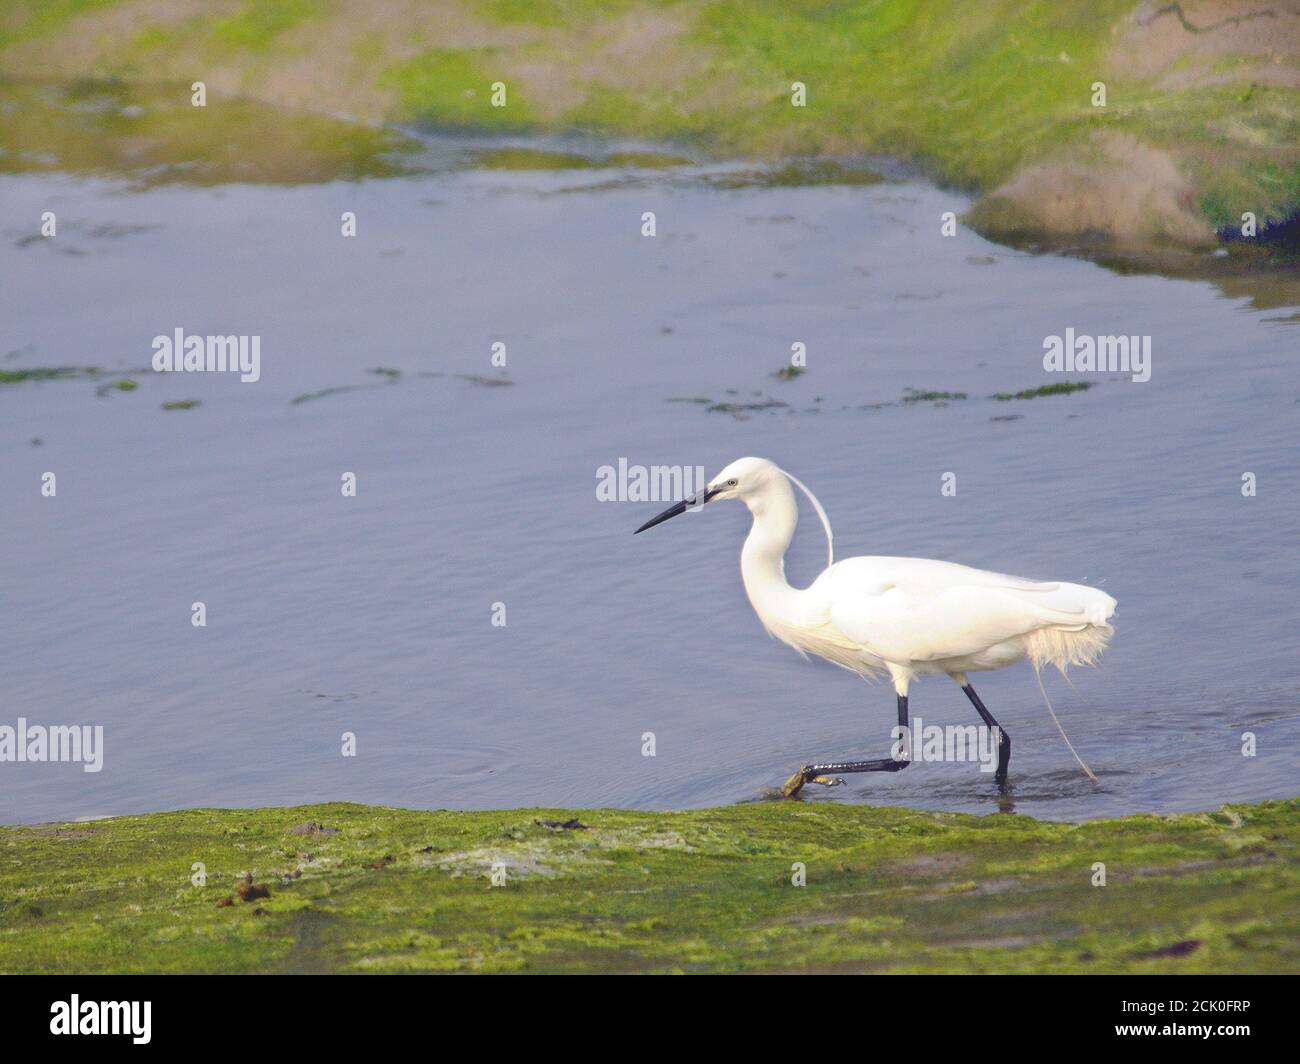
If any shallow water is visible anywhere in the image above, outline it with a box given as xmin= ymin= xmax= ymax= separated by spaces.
xmin=2 ymin=124 xmax=1297 ymax=825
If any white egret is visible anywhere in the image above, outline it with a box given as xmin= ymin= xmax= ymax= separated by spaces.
xmin=634 ymin=456 xmax=1116 ymax=797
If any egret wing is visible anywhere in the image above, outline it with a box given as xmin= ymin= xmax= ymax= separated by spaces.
xmin=818 ymin=556 xmax=1100 ymax=663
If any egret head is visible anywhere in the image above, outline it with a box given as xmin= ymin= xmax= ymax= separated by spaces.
xmin=705 ymin=456 xmax=783 ymax=502
xmin=633 ymin=456 xmax=779 ymax=534
xmin=634 ymin=456 xmax=834 ymax=566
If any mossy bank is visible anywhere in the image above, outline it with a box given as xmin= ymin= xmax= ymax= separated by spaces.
xmin=1 ymin=799 xmax=1296 ymax=973
xmin=1 ymin=1 xmax=1296 ymax=254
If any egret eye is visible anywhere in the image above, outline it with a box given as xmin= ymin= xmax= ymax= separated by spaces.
xmin=728 ymin=478 xmax=738 ymax=487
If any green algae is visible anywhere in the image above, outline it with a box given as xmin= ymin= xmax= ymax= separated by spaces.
xmin=707 ymin=397 xmax=788 ymax=417
xmin=467 ymin=146 xmax=691 ymax=171
xmin=211 ymin=0 xmax=320 ymax=53
xmin=903 ymin=388 xmax=968 ymax=403
xmin=0 ymin=366 xmax=88 ymax=384
xmin=992 ymin=381 xmax=1096 ymax=400
xmin=0 ymin=365 xmax=146 ymax=390
xmin=1 ymin=798 xmax=1294 ymax=974
xmin=382 ymin=49 xmax=537 ymax=132
xmin=667 ymin=383 xmax=1099 ymax=417
xmin=0 ymin=79 xmax=422 ymax=188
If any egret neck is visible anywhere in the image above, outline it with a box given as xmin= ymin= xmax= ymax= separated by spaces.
xmin=739 ymin=473 xmax=803 ymax=630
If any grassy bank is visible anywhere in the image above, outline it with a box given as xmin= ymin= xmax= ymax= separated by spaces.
xmin=1 ymin=798 xmax=1296 ymax=973
xmin=0 ymin=1 xmax=1296 ymax=251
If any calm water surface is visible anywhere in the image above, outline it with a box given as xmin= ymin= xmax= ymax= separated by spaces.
xmin=2 ymin=131 xmax=1297 ymax=824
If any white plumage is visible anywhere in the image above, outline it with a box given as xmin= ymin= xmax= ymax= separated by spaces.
xmin=635 ymin=456 xmax=1116 ymax=794
xmin=768 ymin=554 xmax=1114 ymax=681
xmin=725 ymin=458 xmax=1115 ymax=686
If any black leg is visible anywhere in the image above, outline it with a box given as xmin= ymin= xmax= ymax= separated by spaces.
xmin=961 ymin=682 xmax=1011 ymax=786
xmin=782 ymin=695 xmax=910 ymax=797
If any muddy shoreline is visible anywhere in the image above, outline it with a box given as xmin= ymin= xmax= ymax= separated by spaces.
xmin=2 ymin=76 xmax=1296 ymax=311
xmin=1 ymin=1 xmax=1295 ymax=262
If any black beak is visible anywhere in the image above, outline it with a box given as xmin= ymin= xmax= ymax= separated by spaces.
xmin=634 ymin=487 xmax=720 ymax=535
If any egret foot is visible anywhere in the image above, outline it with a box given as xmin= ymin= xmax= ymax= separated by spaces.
xmin=782 ymin=695 xmax=911 ymax=797
xmin=781 ymin=766 xmax=812 ymax=798
xmin=780 ymin=767 xmax=844 ymax=798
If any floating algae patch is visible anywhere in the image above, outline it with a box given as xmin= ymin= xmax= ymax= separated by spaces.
xmin=534 ymin=156 xmax=885 ymax=198
xmin=902 ymin=388 xmax=968 ymax=404
xmin=707 ymin=397 xmax=788 ymax=419
xmin=161 ymin=399 xmax=199 ymax=410
xmin=292 ymin=368 xmax=404 ymax=404
xmin=466 ymin=146 xmax=691 ymax=171
xmin=95 ymin=378 xmax=138 ymax=397
xmin=991 ymin=382 xmax=1095 ymax=401
xmin=706 ymin=158 xmax=886 ymax=190
xmin=0 ymin=365 xmax=148 ymax=391
xmin=290 ymin=384 xmax=378 ymax=405
xmin=0 ymin=366 xmax=91 ymax=384
xmin=670 ymin=378 xmax=1100 ymax=420
xmin=602 ymin=150 xmax=693 ymax=170
xmin=290 ymin=370 xmax=511 ymax=404
xmin=456 ymin=373 xmax=513 ymax=387
xmin=466 ymin=146 xmax=597 ymax=170
xmin=662 ymin=367 xmax=1105 ymax=422
xmin=0 ymin=80 xmax=423 ymax=187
